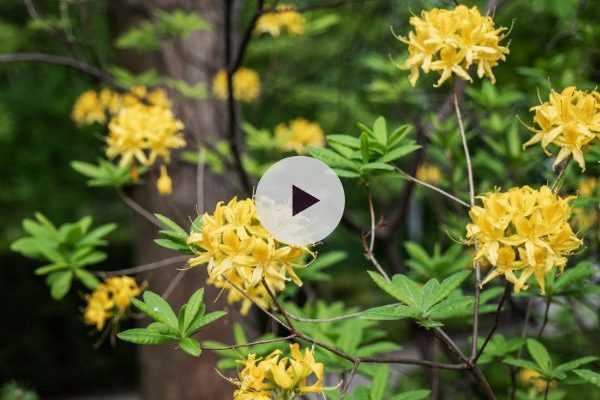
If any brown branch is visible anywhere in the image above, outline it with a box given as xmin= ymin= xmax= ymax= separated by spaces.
xmin=117 ymin=189 xmax=162 ymax=227
xmin=537 ymin=297 xmax=551 ymax=338
xmin=95 ymin=255 xmax=189 ymax=277
xmin=0 ymin=52 xmax=115 ymax=84
xmin=202 ymin=334 xmax=297 ymax=351
xmin=474 ymin=284 xmax=511 ymax=363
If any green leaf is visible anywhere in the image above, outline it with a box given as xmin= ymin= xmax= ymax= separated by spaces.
xmin=179 ymin=337 xmax=202 ymax=357
xmin=360 ymin=132 xmax=370 ymax=163
xmin=504 ymin=358 xmax=543 ymax=373
xmin=50 ymin=271 xmax=73 ymax=299
xmin=11 ymin=237 xmax=42 ymax=258
xmin=427 ymin=296 xmax=473 ymax=320
xmin=142 ymin=291 xmax=179 ymax=330
xmin=79 ymin=223 xmax=117 ymax=246
xmin=117 ymin=328 xmax=177 ymax=344
xmin=74 ymin=269 xmax=100 ymax=290
xmin=186 ymin=310 xmax=227 ymax=336
xmin=309 ymin=147 xmax=359 ymax=171
xmin=361 ymin=162 xmax=395 ymax=172
xmin=327 ymin=134 xmax=360 ymax=148
xmin=372 ymin=116 xmax=388 ymax=147
xmin=368 ymin=271 xmax=414 ymax=306
xmin=390 ymin=274 xmax=422 ymax=308
xmin=370 ymin=365 xmax=389 ymax=400
xmin=333 ymin=169 xmax=361 ymax=178
xmin=527 ymin=339 xmax=552 ymax=372
xmin=360 ymin=304 xmax=418 ymax=320
xmin=429 ymin=270 xmax=471 ymax=308
xmin=154 ymin=214 xmax=187 ymax=237
xmin=74 ymin=251 xmax=107 ymax=266
xmin=164 ymin=79 xmax=207 ymax=100
xmin=154 ymin=238 xmax=190 ymax=252
xmin=390 ymin=390 xmax=431 ymax=400
xmin=574 ymin=369 xmax=600 ymax=387
xmin=182 ymin=288 xmax=204 ymax=334
xmin=553 ymin=356 xmax=598 ymax=375
xmin=34 ymin=263 xmax=67 ymax=275
xmin=379 ymin=144 xmax=421 ymax=163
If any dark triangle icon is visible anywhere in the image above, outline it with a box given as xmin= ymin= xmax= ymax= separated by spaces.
xmin=292 ymin=185 xmax=320 ymax=216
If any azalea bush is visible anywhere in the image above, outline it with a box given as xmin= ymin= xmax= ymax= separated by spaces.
xmin=3 ymin=0 xmax=600 ymax=399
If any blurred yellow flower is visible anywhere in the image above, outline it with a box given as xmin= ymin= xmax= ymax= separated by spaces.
xmin=524 ymin=87 xmax=600 ymax=171
xmin=518 ymin=368 xmax=554 ymax=393
xmin=466 ymin=186 xmax=581 ymax=294
xmin=416 ymin=164 xmax=443 ymax=185
xmin=187 ymin=198 xmax=307 ymax=315
xmin=275 ymin=118 xmax=325 ymax=154
xmin=72 ymin=90 xmax=106 ymax=125
xmin=212 ymin=68 xmax=261 ymax=103
xmin=397 ymin=5 xmax=509 ymax=87
xmin=255 ymin=4 xmax=305 ymax=37
xmin=578 ymin=177 xmax=598 ymax=197
xmin=231 ymin=344 xmax=324 ymax=399
xmin=156 ymin=165 xmax=173 ymax=195
xmin=84 ymin=276 xmax=140 ymax=330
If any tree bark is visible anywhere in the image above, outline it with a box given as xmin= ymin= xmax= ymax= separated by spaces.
xmin=112 ymin=1 xmax=242 ymax=399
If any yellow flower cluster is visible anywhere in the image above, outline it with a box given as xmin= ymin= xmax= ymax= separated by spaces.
xmin=416 ymin=164 xmax=443 ymax=185
xmin=255 ymin=4 xmax=305 ymax=37
xmin=187 ymin=198 xmax=307 ymax=315
xmin=397 ymin=5 xmax=509 ymax=87
xmin=232 ymin=344 xmax=324 ymax=400
xmin=574 ymin=178 xmax=599 ymax=232
xmin=212 ymin=68 xmax=261 ymax=103
xmin=524 ymin=86 xmax=600 ymax=171
xmin=518 ymin=368 xmax=554 ymax=393
xmin=83 ymin=276 xmax=140 ymax=330
xmin=466 ymin=186 xmax=581 ymax=294
xmin=275 ymin=118 xmax=325 ymax=154
xmin=106 ymin=91 xmax=185 ymax=168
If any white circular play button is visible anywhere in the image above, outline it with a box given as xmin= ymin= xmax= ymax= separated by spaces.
xmin=255 ymin=156 xmax=345 ymax=246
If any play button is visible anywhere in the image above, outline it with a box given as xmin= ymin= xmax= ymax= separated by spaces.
xmin=255 ymin=156 xmax=345 ymax=246
xmin=292 ymin=185 xmax=319 ymax=216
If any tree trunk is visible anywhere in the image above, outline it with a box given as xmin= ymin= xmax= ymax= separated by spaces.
xmin=113 ymin=1 xmax=242 ymax=399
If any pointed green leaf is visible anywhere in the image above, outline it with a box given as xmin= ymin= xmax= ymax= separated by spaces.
xmin=179 ymin=337 xmax=202 ymax=357
xmin=50 ymin=271 xmax=73 ymax=299
xmin=142 ymin=291 xmax=179 ymax=330
xmin=574 ymin=369 xmax=600 ymax=387
xmin=370 ymin=365 xmax=389 ymax=400
xmin=372 ymin=116 xmax=387 ymax=146
xmin=117 ymin=328 xmax=177 ymax=344
xmin=182 ymin=288 xmax=204 ymax=333
xmin=74 ymin=269 xmax=101 ymax=289
xmin=527 ymin=339 xmax=552 ymax=372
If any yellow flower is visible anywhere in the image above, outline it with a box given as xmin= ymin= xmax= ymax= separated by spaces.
xmin=524 ymin=87 xmax=600 ymax=171
xmin=84 ymin=276 xmax=140 ymax=330
xmin=106 ymin=102 xmax=185 ymax=167
xmin=156 ymin=165 xmax=173 ymax=195
xmin=466 ymin=186 xmax=581 ymax=294
xmin=518 ymin=368 xmax=555 ymax=393
xmin=397 ymin=5 xmax=509 ymax=87
xmin=275 ymin=118 xmax=325 ymax=154
xmin=416 ymin=164 xmax=443 ymax=185
xmin=212 ymin=68 xmax=261 ymax=103
xmin=72 ymin=90 xmax=107 ymax=125
xmin=578 ymin=177 xmax=598 ymax=197
xmin=187 ymin=198 xmax=307 ymax=315
xmin=255 ymin=4 xmax=304 ymax=37
xmin=231 ymin=344 xmax=324 ymax=399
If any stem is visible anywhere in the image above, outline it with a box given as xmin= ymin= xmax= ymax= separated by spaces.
xmin=395 ymin=167 xmax=470 ymax=208
xmin=95 ymin=255 xmax=189 ymax=276
xmin=0 ymin=52 xmax=115 ymax=84
xmin=537 ymin=297 xmax=551 ymax=338
xmin=162 ymin=270 xmax=186 ymax=300
xmin=223 ymin=0 xmax=253 ymax=195
xmin=365 ymin=190 xmax=391 ymax=282
xmin=341 ymin=361 xmax=360 ymax=398
xmin=475 ymin=284 xmax=511 ymax=363
xmin=543 ymin=383 xmax=550 ymax=400
xmin=202 ymin=334 xmax=297 ymax=351
xmin=117 ymin=189 xmax=161 ymax=227
xmin=453 ymin=90 xmax=474 ymax=206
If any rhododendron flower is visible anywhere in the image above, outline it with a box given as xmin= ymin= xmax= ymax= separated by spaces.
xmin=275 ymin=118 xmax=325 ymax=154
xmin=397 ymin=5 xmax=509 ymax=87
xmin=230 ymin=344 xmax=324 ymax=399
xmin=466 ymin=186 xmax=581 ymax=293
xmin=212 ymin=68 xmax=261 ymax=103
xmin=187 ymin=198 xmax=308 ymax=315
xmin=524 ymin=86 xmax=600 ymax=171
xmin=255 ymin=4 xmax=304 ymax=37
xmin=84 ymin=276 xmax=140 ymax=330
xmin=416 ymin=164 xmax=443 ymax=184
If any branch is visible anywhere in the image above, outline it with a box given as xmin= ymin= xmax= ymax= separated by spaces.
xmin=365 ymin=190 xmax=391 ymax=281
xmin=224 ymin=0 xmax=254 ymax=195
xmin=474 ymin=284 xmax=511 ymax=363
xmin=537 ymin=297 xmax=552 ymax=338
xmin=0 ymin=52 xmax=114 ymax=83
xmin=395 ymin=167 xmax=470 ymax=208
xmin=95 ymin=255 xmax=189 ymax=277
xmin=202 ymin=334 xmax=297 ymax=351
xmin=117 ymin=189 xmax=162 ymax=227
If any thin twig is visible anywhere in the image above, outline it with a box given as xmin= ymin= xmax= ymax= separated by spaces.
xmin=162 ymin=270 xmax=187 ymax=300
xmin=262 ymin=278 xmax=295 ymax=330
xmin=341 ymin=361 xmax=360 ymax=398
xmin=95 ymin=255 xmax=189 ymax=277
xmin=475 ymin=284 xmax=511 ymax=363
xmin=395 ymin=167 xmax=470 ymax=208
xmin=537 ymin=297 xmax=551 ymax=338
xmin=365 ymin=191 xmax=391 ymax=282
xmin=0 ymin=52 xmax=115 ymax=84
xmin=453 ymin=92 xmax=475 ymax=206
xmin=202 ymin=334 xmax=297 ymax=351
xmin=117 ymin=189 xmax=162 ymax=227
